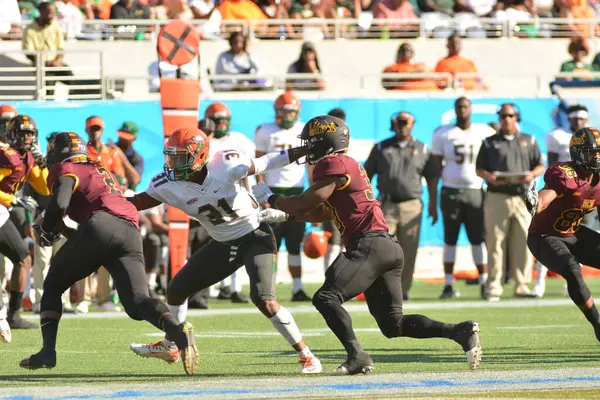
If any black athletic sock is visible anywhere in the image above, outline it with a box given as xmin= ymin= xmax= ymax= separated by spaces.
xmin=316 ymin=301 xmax=363 ymax=355
xmin=138 ymin=297 xmax=181 ymax=341
xmin=400 ymin=314 xmax=454 ymax=339
xmin=8 ymin=291 xmax=23 ymax=318
xmin=40 ymin=317 xmax=60 ymax=352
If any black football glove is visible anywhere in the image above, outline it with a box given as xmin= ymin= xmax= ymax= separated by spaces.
xmin=33 ymin=224 xmax=62 ymax=247
xmin=524 ymin=180 xmax=539 ymax=217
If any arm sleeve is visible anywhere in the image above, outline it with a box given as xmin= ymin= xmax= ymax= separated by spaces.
xmin=27 ymin=165 xmax=50 ymax=196
xmin=146 ymin=174 xmax=168 ymax=204
xmin=41 ymin=175 xmax=75 ymax=232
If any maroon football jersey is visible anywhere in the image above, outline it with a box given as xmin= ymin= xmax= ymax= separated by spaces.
xmin=312 ymin=154 xmax=388 ymax=247
xmin=47 ymin=162 xmax=139 ymax=228
xmin=529 ymin=162 xmax=600 ymax=236
xmin=0 ymin=147 xmax=35 ymax=195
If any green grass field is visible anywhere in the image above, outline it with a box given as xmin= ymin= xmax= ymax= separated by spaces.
xmin=2 ymin=278 xmax=600 ymax=399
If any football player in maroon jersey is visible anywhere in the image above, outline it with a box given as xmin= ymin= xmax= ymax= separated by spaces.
xmin=527 ymin=127 xmax=600 ymax=341
xmin=252 ymin=115 xmax=482 ymax=375
xmin=19 ymin=132 xmax=199 ymax=375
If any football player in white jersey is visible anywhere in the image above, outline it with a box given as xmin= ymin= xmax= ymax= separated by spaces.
xmin=255 ymin=91 xmax=311 ymax=302
xmin=535 ymin=104 xmax=589 ymax=297
xmin=431 ymin=97 xmax=496 ymax=299
xmin=127 ymin=127 xmax=322 ymax=374
xmin=204 ymin=103 xmax=256 ymax=303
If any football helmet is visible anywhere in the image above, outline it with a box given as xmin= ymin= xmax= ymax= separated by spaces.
xmin=0 ymin=104 xmax=17 ymax=139
xmin=569 ymin=127 xmax=600 ymax=174
xmin=204 ymin=102 xmax=231 ymax=139
xmin=6 ymin=114 xmax=37 ymax=153
xmin=164 ymin=128 xmax=210 ymax=181
xmin=45 ymin=132 xmax=89 ymax=168
xmin=299 ymin=115 xmax=350 ymax=165
xmin=303 ymin=231 xmax=330 ymax=259
xmin=275 ymin=91 xmax=300 ymax=129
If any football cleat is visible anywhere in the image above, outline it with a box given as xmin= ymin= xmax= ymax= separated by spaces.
xmin=333 ymin=352 xmax=374 ymax=375
xmin=440 ymin=285 xmax=460 ymax=299
xmin=0 ymin=318 xmax=11 ymax=343
xmin=130 ymin=339 xmax=180 ymax=363
xmin=176 ymin=321 xmax=199 ymax=375
xmin=451 ymin=320 xmax=482 ymax=370
xmin=299 ymin=356 xmax=323 ymax=374
xmin=8 ymin=314 xmax=38 ymax=329
xmin=291 ymin=290 xmax=312 ymax=302
xmin=20 ymin=349 xmax=56 ymax=370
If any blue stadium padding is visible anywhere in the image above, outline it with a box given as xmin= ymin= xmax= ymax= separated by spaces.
xmin=12 ymin=97 xmax=566 ymax=246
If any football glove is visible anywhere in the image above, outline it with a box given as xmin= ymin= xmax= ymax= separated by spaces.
xmin=13 ymin=196 xmax=38 ymax=213
xmin=31 ymin=142 xmax=47 ymax=169
xmin=33 ymin=224 xmax=61 ymax=247
xmin=524 ymin=180 xmax=539 ymax=217
xmin=252 ymin=183 xmax=274 ymax=205
xmin=257 ymin=208 xmax=289 ymax=223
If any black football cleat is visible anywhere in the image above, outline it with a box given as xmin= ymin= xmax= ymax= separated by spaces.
xmin=594 ymin=324 xmax=600 ymax=342
xmin=334 ymin=352 xmax=374 ymax=375
xmin=230 ymin=291 xmax=249 ymax=304
xmin=291 ymin=290 xmax=312 ymax=302
xmin=451 ymin=320 xmax=482 ymax=370
xmin=8 ymin=314 xmax=38 ymax=329
xmin=217 ymin=286 xmax=232 ymax=300
xmin=440 ymin=285 xmax=460 ymax=299
xmin=20 ymin=349 xmax=57 ymax=370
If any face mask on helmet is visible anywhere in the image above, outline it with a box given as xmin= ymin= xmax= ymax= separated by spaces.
xmin=276 ymin=108 xmax=299 ymax=129
xmin=212 ymin=117 xmax=230 ymax=139
xmin=575 ymin=147 xmax=600 ymax=174
xmin=164 ymin=143 xmax=207 ymax=181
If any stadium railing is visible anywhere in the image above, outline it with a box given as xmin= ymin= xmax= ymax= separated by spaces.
xmin=1 ymin=17 xmax=599 ymax=41
xmin=0 ymin=50 xmax=103 ymax=101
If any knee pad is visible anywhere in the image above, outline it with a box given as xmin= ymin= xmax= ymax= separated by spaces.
xmin=471 ymin=243 xmax=487 ymax=265
xmin=443 ymin=245 xmax=457 ymax=263
xmin=288 ymin=253 xmax=301 ymax=267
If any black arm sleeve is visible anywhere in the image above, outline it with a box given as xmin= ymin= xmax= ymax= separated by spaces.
xmin=41 ymin=176 xmax=75 ymax=232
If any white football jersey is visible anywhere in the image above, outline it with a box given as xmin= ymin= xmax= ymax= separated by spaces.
xmin=254 ymin=121 xmax=305 ymax=188
xmin=431 ymin=123 xmax=496 ymax=189
xmin=546 ymin=128 xmax=572 ymax=163
xmin=209 ymin=131 xmax=256 ymax=159
xmin=146 ymin=150 xmax=259 ymax=242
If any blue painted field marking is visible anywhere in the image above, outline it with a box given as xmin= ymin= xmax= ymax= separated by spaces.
xmin=4 ymin=375 xmax=600 ymax=399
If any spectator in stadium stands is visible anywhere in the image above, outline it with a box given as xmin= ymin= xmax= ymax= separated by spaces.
xmin=418 ymin=0 xmax=455 ymax=16
xmin=110 ymin=0 xmax=150 ymax=19
xmin=560 ymin=36 xmax=596 ymax=80
xmin=111 ymin=121 xmax=143 ymax=191
xmin=218 ymin=0 xmax=268 ymax=19
xmin=55 ymin=0 xmax=86 ymax=40
xmin=561 ymin=0 xmax=598 ymax=38
xmin=189 ymin=0 xmax=216 ymax=17
xmin=365 ymin=111 xmax=438 ymax=301
xmin=286 ymin=42 xmax=326 ymax=91
xmin=381 ymin=42 xmax=440 ymax=91
xmin=434 ymin=32 xmax=485 ymax=90
xmin=214 ymin=31 xmax=266 ymax=92
xmin=22 ymin=3 xmax=65 ymax=73
xmin=153 ymin=0 xmax=194 ymax=19
xmin=372 ymin=0 xmax=417 ymax=30
xmin=256 ymin=0 xmax=297 ymax=38
xmin=322 ymin=0 xmax=362 ymax=18
xmin=455 ymin=0 xmax=497 ymax=16
xmin=289 ymin=0 xmax=323 ymax=18
xmin=491 ymin=0 xmax=535 ymax=26
xmin=475 ymin=103 xmax=545 ymax=302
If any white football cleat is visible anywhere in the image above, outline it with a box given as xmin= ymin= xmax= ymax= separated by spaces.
xmin=97 ymin=302 xmax=122 ymax=312
xmin=299 ymin=356 xmax=323 ymax=374
xmin=130 ymin=339 xmax=180 ymax=363
xmin=0 ymin=318 xmax=11 ymax=343
xmin=533 ymin=280 xmax=546 ymax=298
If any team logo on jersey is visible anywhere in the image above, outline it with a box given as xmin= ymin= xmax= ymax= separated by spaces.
xmin=186 ymin=197 xmax=198 ymax=205
xmin=583 ymin=199 xmax=595 ymax=210
xmin=308 ymin=121 xmax=336 ymax=137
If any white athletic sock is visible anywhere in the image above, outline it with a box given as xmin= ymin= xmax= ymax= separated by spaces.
xmin=478 ymin=273 xmax=488 ymax=285
xmin=298 ymin=346 xmax=313 ymax=359
xmin=147 ymin=272 xmax=157 ymax=290
xmin=444 ymin=274 xmax=453 ymax=286
xmin=231 ymin=271 xmax=242 ymax=293
xmin=167 ymin=301 xmax=188 ymax=324
xmin=536 ymin=262 xmax=548 ymax=283
xmin=269 ymin=306 xmax=303 ymax=346
xmin=293 ymin=278 xmax=303 ymax=294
